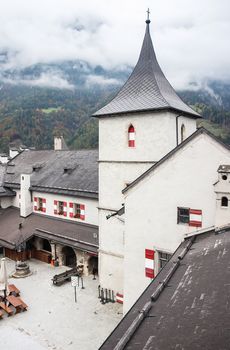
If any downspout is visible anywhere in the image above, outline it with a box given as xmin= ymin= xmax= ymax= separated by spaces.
xmin=176 ymin=115 xmax=182 ymax=146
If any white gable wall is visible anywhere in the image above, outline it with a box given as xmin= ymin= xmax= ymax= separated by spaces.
xmin=123 ymin=132 xmax=230 ymax=312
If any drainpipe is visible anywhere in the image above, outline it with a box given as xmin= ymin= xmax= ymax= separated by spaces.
xmin=176 ymin=115 xmax=182 ymax=146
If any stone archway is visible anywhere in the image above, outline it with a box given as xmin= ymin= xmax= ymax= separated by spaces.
xmin=42 ymin=239 xmax=51 ymax=252
xmin=62 ymin=246 xmax=77 ymax=267
xmin=87 ymin=256 xmax=98 ymax=275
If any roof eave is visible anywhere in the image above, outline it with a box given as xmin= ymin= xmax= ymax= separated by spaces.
xmin=92 ymin=106 xmax=201 ymax=119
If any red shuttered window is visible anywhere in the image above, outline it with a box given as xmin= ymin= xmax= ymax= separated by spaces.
xmin=128 ymin=125 xmax=135 ymax=147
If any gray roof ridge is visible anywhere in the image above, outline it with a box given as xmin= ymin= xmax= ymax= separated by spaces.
xmin=122 ymin=127 xmax=230 ymax=194
xmin=31 ymin=184 xmax=98 ymax=194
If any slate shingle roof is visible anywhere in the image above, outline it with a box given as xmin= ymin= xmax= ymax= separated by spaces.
xmin=0 ymin=207 xmax=98 ymax=253
xmin=4 ymin=149 xmax=98 ymax=198
xmin=100 ymin=228 xmax=230 ymax=349
xmin=0 ymin=164 xmax=15 ymax=197
xmin=94 ymin=21 xmax=200 ymax=118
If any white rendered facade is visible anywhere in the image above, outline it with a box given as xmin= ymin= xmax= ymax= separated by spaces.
xmin=98 ymin=111 xmax=197 ymax=296
xmin=123 ymin=132 xmax=230 ymax=312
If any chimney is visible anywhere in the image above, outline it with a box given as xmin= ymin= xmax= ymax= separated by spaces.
xmin=54 ymin=136 xmax=68 ymax=151
xmin=20 ymin=174 xmax=33 ymax=217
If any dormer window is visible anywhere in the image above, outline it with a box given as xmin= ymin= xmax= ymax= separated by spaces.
xmin=221 ymin=197 xmax=228 ymax=207
xmin=128 ymin=125 xmax=135 ymax=147
xmin=181 ymin=124 xmax=186 ymax=142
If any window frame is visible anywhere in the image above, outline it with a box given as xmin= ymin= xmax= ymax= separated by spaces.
xmin=58 ymin=201 xmax=64 ymax=215
xmin=158 ymin=251 xmax=172 ymax=270
xmin=38 ymin=197 xmax=43 ymax=211
xmin=74 ymin=203 xmax=81 ymax=218
xmin=177 ymin=207 xmax=190 ymax=224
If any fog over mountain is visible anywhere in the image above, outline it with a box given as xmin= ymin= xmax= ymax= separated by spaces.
xmin=0 ymin=0 xmax=230 ymax=90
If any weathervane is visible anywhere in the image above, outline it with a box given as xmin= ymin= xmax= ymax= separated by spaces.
xmin=146 ymin=8 xmax=151 ymax=24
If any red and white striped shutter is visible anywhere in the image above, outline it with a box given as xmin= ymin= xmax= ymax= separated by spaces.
xmin=34 ymin=197 xmax=38 ymax=211
xmin=54 ymin=200 xmax=58 ymax=215
xmin=63 ymin=202 xmax=67 ymax=217
xmin=69 ymin=202 xmax=74 ymax=218
xmin=42 ymin=198 xmax=46 ymax=213
xmin=128 ymin=126 xmax=135 ymax=147
xmin=189 ymin=209 xmax=202 ymax=227
xmin=80 ymin=204 xmax=85 ymax=220
xmin=116 ymin=293 xmax=123 ymax=304
xmin=145 ymin=249 xmax=155 ymax=279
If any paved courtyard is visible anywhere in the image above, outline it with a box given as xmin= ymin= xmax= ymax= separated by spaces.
xmin=0 ymin=257 xmax=122 ymax=350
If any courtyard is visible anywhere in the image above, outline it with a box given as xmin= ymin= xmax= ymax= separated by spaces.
xmin=0 ymin=257 xmax=122 ymax=350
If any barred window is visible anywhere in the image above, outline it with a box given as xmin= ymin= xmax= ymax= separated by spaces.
xmin=159 ymin=251 xmax=172 ymax=269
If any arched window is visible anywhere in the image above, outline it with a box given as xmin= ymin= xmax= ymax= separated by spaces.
xmin=128 ymin=125 xmax=135 ymax=147
xmin=181 ymin=124 xmax=186 ymax=142
xmin=221 ymin=197 xmax=228 ymax=207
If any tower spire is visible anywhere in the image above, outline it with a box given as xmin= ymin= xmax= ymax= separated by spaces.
xmin=146 ymin=8 xmax=150 ymax=24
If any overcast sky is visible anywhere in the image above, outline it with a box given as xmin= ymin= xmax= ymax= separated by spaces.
xmin=0 ymin=0 xmax=229 ymax=89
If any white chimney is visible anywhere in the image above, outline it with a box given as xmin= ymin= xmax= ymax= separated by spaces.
xmin=214 ymin=165 xmax=230 ymax=228
xmin=20 ymin=174 xmax=33 ymax=217
xmin=54 ymin=136 xmax=68 ymax=151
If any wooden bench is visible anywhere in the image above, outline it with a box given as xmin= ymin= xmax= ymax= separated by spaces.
xmin=17 ymin=297 xmax=28 ymax=311
xmin=52 ymin=267 xmax=79 ymax=286
xmin=8 ymin=284 xmax=20 ymax=296
xmin=0 ymin=302 xmax=14 ymax=316
xmin=0 ymin=309 xmax=4 ymax=319
xmin=6 ymin=295 xmax=22 ymax=314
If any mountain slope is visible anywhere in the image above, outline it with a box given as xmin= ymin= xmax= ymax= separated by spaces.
xmin=0 ymin=61 xmax=229 ymax=152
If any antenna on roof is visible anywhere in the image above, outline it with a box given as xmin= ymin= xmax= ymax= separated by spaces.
xmin=146 ymin=8 xmax=151 ymax=24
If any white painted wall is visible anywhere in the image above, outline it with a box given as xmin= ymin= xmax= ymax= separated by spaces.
xmin=98 ymin=111 xmax=197 ymax=296
xmin=0 ymin=155 xmax=9 ymax=163
xmin=123 ymin=132 xmax=230 ymax=312
xmin=12 ymin=189 xmax=21 ymax=208
xmin=0 ymin=197 xmax=13 ymax=208
xmin=32 ymin=191 xmax=98 ymax=226
xmin=99 ymin=112 xmax=197 ymax=162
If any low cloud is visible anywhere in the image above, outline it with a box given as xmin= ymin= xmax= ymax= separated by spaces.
xmin=0 ymin=0 xmax=229 ymax=88
xmin=85 ymin=75 xmax=121 ymax=87
xmin=1 ymin=72 xmax=74 ymax=90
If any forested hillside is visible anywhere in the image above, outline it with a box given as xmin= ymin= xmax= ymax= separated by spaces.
xmin=0 ymin=61 xmax=229 ymax=152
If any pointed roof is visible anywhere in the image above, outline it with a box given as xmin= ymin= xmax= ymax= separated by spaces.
xmin=93 ymin=19 xmax=200 ymax=118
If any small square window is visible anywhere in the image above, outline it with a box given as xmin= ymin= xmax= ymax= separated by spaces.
xmin=159 ymin=251 xmax=172 ymax=269
xmin=177 ymin=207 xmax=189 ymax=224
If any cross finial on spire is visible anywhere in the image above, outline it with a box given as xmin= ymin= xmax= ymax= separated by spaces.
xmin=146 ymin=8 xmax=151 ymax=24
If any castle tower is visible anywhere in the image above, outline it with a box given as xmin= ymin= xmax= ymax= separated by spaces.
xmin=93 ymin=14 xmax=200 ymax=301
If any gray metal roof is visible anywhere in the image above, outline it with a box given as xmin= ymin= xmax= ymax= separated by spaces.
xmin=100 ymin=228 xmax=230 ymax=349
xmin=218 ymin=164 xmax=230 ymax=173
xmin=0 ymin=207 xmax=98 ymax=253
xmin=4 ymin=149 xmax=98 ymax=198
xmin=0 ymin=164 xmax=16 ymax=197
xmin=94 ymin=21 xmax=200 ymax=118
